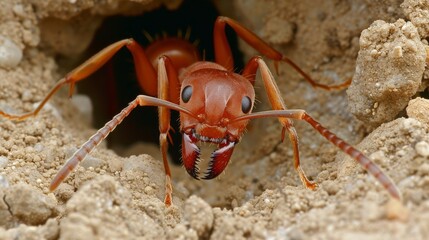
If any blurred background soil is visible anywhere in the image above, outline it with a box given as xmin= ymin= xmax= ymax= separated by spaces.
xmin=0 ymin=0 xmax=428 ymax=239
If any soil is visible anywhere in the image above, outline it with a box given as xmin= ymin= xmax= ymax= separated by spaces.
xmin=0 ymin=0 xmax=428 ymax=239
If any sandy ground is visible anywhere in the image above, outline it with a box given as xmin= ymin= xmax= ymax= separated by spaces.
xmin=0 ymin=0 xmax=429 ymax=239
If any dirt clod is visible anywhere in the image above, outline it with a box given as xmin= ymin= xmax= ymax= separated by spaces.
xmin=4 ymin=183 xmax=57 ymax=226
xmin=61 ymin=175 xmax=165 ymax=239
xmin=347 ymin=19 xmax=426 ymax=127
xmin=401 ymin=0 xmax=429 ymax=38
xmin=406 ymin=97 xmax=429 ymax=125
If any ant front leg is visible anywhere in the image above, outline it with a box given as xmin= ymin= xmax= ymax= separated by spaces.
xmin=214 ymin=16 xmax=351 ymax=90
xmin=156 ymin=56 xmax=179 ymax=206
xmin=243 ymin=56 xmax=317 ymax=190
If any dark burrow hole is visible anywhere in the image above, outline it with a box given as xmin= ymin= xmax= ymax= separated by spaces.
xmin=78 ymin=0 xmax=243 ymax=164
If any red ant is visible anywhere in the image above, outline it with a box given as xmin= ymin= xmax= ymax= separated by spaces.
xmin=0 ymin=16 xmax=400 ymax=205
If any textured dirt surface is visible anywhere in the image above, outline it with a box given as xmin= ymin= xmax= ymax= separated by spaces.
xmin=0 ymin=0 xmax=429 ymax=239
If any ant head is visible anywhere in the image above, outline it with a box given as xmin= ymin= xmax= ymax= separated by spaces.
xmin=178 ymin=63 xmax=255 ymax=179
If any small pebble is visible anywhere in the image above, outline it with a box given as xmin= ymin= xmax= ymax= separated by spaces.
xmin=415 ymin=141 xmax=429 ymax=157
xmin=391 ymin=46 xmax=403 ymax=58
xmin=21 ymin=90 xmax=33 ymax=102
xmin=0 ymin=175 xmax=9 ymax=187
xmin=385 ymin=198 xmax=409 ymax=221
xmin=144 ymin=186 xmax=154 ymax=195
xmin=0 ymin=35 xmax=23 ymax=69
xmin=5 ymin=183 xmax=56 ymax=225
xmin=406 ymin=97 xmax=429 ymax=125
xmin=0 ymin=156 xmax=9 ymax=168
xmin=12 ymin=4 xmax=26 ymax=18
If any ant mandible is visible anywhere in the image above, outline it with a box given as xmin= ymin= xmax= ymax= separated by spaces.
xmin=0 ymin=16 xmax=400 ymax=205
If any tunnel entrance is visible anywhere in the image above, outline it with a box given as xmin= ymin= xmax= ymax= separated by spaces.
xmin=78 ymin=0 xmax=243 ymax=164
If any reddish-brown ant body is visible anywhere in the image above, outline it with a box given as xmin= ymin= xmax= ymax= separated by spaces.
xmin=0 ymin=16 xmax=400 ymax=205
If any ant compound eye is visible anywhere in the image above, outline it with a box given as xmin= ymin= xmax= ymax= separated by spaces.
xmin=181 ymin=85 xmax=193 ymax=103
xmin=241 ymin=96 xmax=252 ymax=113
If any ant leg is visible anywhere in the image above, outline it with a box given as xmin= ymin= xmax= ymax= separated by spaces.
xmin=214 ymin=16 xmax=351 ymax=90
xmin=0 ymin=39 xmax=157 ymax=120
xmin=242 ymin=56 xmax=317 ymax=189
xmin=156 ymin=56 xmax=179 ymax=206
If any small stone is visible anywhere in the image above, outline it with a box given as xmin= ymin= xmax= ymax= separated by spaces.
xmin=385 ymin=198 xmax=409 ymax=221
xmin=406 ymin=97 xmax=429 ymax=125
xmin=0 ymin=156 xmax=9 ymax=168
xmin=24 ymin=136 xmax=38 ymax=145
xmin=391 ymin=46 xmax=403 ymax=59
xmin=415 ymin=141 xmax=429 ymax=157
xmin=0 ymin=35 xmax=23 ymax=69
xmin=5 ymin=183 xmax=57 ymax=225
xmin=144 ymin=186 xmax=154 ymax=195
xmin=21 ymin=90 xmax=33 ymax=102
xmin=12 ymin=4 xmax=26 ymax=18
xmin=0 ymin=175 xmax=9 ymax=188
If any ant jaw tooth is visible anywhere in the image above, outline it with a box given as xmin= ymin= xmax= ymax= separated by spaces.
xmin=202 ymin=141 xmax=236 ymax=180
xmin=183 ymin=129 xmax=236 ymax=180
xmin=182 ymin=132 xmax=200 ymax=179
